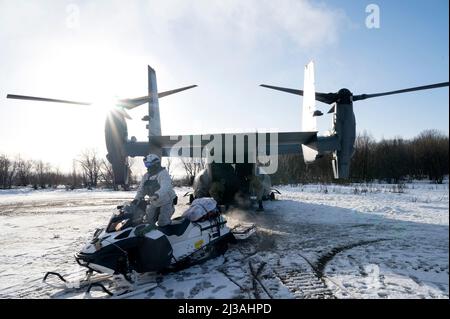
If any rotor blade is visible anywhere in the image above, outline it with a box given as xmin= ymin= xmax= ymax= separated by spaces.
xmin=260 ymin=84 xmax=303 ymax=96
xmin=353 ymin=82 xmax=449 ymax=101
xmin=260 ymin=84 xmax=337 ymax=104
xmin=120 ymin=85 xmax=198 ymax=110
xmin=158 ymin=85 xmax=198 ymax=98
xmin=6 ymin=94 xmax=92 ymax=105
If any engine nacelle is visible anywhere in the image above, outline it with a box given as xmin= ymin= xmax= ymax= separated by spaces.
xmin=105 ymin=109 xmax=129 ymax=186
xmin=331 ymin=100 xmax=356 ymax=179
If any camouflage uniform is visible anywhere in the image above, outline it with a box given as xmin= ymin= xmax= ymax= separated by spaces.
xmin=135 ymin=166 xmax=176 ymax=227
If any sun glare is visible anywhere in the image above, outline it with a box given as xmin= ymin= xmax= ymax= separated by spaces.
xmin=91 ymin=96 xmax=119 ymax=118
xmin=14 ymin=43 xmax=164 ymax=170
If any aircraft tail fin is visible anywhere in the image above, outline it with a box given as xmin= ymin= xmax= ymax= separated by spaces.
xmin=301 ymin=61 xmax=319 ymax=163
xmin=302 ymin=61 xmax=317 ymax=131
xmin=147 ymin=65 xmax=161 ymax=138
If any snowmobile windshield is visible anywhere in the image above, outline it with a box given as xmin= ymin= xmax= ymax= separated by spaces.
xmin=106 ymin=202 xmax=146 ymax=233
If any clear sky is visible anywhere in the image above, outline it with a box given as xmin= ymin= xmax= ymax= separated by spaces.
xmin=0 ymin=0 xmax=448 ymax=172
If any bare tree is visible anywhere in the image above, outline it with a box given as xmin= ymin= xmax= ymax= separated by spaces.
xmin=351 ymin=131 xmax=375 ymax=182
xmin=0 ymin=154 xmax=18 ymax=189
xmin=0 ymin=154 xmax=10 ymax=188
xmin=48 ymin=168 xmax=63 ymax=188
xmin=69 ymin=160 xmax=82 ymax=189
xmin=78 ymin=149 xmax=102 ymax=188
xmin=99 ymin=159 xmax=116 ymax=189
xmin=15 ymin=157 xmax=33 ymax=186
xmin=413 ymin=130 xmax=449 ymax=183
xmin=33 ymin=160 xmax=51 ymax=189
xmin=181 ymin=157 xmax=205 ymax=185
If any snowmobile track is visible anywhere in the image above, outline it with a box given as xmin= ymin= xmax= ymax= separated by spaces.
xmin=272 ymin=265 xmax=335 ymax=299
xmin=315 ymin=239 xmax=389 ymax=278
xmin=249 ymin=261 xmax=273 ymax=299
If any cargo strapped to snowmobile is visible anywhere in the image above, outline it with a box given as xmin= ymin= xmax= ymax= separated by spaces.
xmin=231 ymin=223 xmax=256 ymax=240
xmin=194 ymin=219 xmax=227 ymax=232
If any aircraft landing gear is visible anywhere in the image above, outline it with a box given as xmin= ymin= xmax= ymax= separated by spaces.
xmin=256 ymin=200 xmax=264 ymax=212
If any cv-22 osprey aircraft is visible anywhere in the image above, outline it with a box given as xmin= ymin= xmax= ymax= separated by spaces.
xmin=7 ymin=62 xmax=449 ymax=210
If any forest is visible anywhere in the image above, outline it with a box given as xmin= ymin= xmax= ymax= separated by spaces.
xmin=0 ymin=130 xmax=448 ymax=190
xmin=271 ymin=130 xmax=449 ymax=185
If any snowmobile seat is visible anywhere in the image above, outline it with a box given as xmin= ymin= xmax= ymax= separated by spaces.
xmin=157 ymin=217 xmax=190 ymax=237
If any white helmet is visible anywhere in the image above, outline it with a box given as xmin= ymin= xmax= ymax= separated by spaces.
xmin=143 ymin=154 xmax=160 ymax=168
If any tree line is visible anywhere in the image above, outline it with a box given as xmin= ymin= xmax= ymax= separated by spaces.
xmin=0 ymin=149 xmax=138 ymax=190
xmin=271 ymin=129 xmax=449 ymax=185
xmin=1 ymin=130 xmax=448 ymax=189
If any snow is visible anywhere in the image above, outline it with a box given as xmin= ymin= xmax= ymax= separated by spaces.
xmin=0 ymin=182 xmax=448 ymax=299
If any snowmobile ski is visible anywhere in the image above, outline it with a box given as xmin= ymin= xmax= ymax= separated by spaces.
xmin=86 ymin=278 xmax=158 ymax=299
xmin=43 ymin=271 xmax=113 ymax=290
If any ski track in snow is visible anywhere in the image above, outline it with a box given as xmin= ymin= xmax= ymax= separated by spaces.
xmin=0 ymin=182 xmax=448 ymax=299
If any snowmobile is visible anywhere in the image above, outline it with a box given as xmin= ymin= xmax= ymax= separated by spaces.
xmin=43 ymin=197 xmax=255 ymax=297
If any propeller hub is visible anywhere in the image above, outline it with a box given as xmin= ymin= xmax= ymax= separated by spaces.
xmin=337 ymin=88 xmax=353 ymax=104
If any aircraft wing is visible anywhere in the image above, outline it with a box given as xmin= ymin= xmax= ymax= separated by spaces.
xmin=124 ymin=131 xmax=318 ymax=158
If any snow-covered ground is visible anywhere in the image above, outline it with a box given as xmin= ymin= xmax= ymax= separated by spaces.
xmin=0 ymin=182 xmax=448 ymax=299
